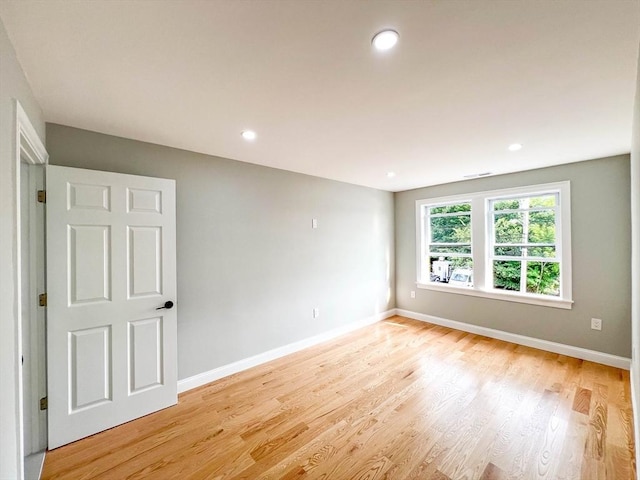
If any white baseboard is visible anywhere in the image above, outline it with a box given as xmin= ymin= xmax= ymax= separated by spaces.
xmin=178 ymin=307 xmax=631 ymax=394
xmin=24 ymin=451 xmax=45 ymax=480
xmin=178 ymin=309 xmax=396 ymax=393
xmin=396 ymin=309 xmax=631 ymax=370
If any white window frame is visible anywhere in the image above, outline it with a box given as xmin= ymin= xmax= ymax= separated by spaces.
xmin=415 ymin=181 xmax=572 ymax=309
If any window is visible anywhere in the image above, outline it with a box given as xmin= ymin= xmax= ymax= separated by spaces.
xmin=416 ymin=182 xmax=572 ymax=309
xmin=426 ymin=202 xmax=472 ymax=282
xmin=490 ymin=193 xmax=560 ymax=296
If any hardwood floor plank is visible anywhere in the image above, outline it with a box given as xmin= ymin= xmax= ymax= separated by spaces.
xmin=587 ymin=384 xmax=608 ymax=460
xmin=573 ymin=387 xmax=593 ymax=415
xmin=556 ymin=413 xmax=590 ymax=480
xmin=507 ymin=389 xmax=559 ymax=478
xmin=531 ymin=412 xmax=569 ymax=478
xmin=428 ymin=470 xmax=451 ymax=480
xmin=41 ymin=316 xmax=636 ymax=480
xmin=256 ymin=420 xmax=348 ymax=479
xmin=479 ymin=462 xmax=508 ymax=480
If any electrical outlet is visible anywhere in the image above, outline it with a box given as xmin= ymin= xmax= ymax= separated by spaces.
xmin=410 ymin=290 xmax=416 ymax=299
xmin=313 ymin=307 xmax=320 ymax=319
xmin=312 ymin=218 xmax=318 ymax=229
xmin=591 ymin=318 xmax=602 ymax=331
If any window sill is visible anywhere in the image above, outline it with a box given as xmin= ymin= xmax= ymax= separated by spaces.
xmin=415 ymin=282 xmax=573 ymax=309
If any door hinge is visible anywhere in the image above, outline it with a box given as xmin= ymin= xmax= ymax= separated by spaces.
xmin=39 ymin=293 xmax=47 ymax=307
xmin=37 ymin=190 xmax=46 ymax=203
xmin=39 ymin=397 xmax=48 ymax=411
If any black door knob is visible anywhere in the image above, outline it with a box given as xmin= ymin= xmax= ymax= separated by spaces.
xmin=156 ymin=301 xmax=174 ymax=310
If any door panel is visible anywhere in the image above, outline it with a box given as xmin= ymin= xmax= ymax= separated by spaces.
xmin=128 ymin=317 xmax=163 ymax=393
xmin=47 ymin=165 xmax=177 ymax=449
xmin=127 ymin=188 xmax=162 ymax=213
xmin=128 ymin=226 xmax=162 ymax=297
xmin=68 ymin=183 xmax=111 ymax=211
xmin=68 ymin=225 xmax=111 ymax=304
xmin=70 ymin=326 xmax=112 ymax=411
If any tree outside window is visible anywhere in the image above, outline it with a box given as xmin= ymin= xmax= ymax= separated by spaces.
xmin=490 ymin=194 xmax=560 ymax=296
xmin=426 ymin=202 xmax=472 ymax=283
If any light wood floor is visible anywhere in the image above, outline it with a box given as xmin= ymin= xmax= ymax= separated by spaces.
xmin=42 ymin=316 xmax=636 ymax=480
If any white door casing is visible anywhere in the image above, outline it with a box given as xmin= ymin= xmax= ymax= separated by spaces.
xmin=46 ymin=165 xmax=177 ymax=449
xmin=16 ymin=100 xmax=48 ymax=480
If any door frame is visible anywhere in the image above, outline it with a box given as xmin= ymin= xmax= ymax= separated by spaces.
xmin=15 ymin=100 xmax=48 ymax=480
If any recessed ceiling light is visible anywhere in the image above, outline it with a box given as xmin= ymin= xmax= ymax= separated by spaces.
xmin=241 ymin=130 xmax=257 ymax=141
xmin=372 ymin=30 xmax=399 ymax=51
xmin=508 ymin=143 xmax=522 ymax=151
xmin=386 ymin=171 xmax=396 ymax=178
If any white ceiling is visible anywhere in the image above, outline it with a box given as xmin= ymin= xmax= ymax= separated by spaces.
xmin=1 ymin=0 xmax=639 ymax=192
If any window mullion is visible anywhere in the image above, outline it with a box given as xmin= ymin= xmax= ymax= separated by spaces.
xmin=520 ymin=197 xmax=530 ymax=293
xmin=422 ymin=207 xmax=429 ymax=282
xmin=471 ymin=196 xmax=485 ymax=290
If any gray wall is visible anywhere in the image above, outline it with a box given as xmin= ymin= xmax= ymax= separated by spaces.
xmin=395 ymin=155 xmax=631 ymax=357
xmin=0 ymin=17 xmax=46 ymax=480
xmin=46 ymin=123 xmax=395 ymax=380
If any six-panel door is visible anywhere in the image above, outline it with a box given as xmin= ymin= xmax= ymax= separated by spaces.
xmin=46 ymin=166 xmax=177 ymax=449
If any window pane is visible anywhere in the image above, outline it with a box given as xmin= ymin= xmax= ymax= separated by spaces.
xmin=493 ymin=260 xmax=521 ymax=291
xmin=429 ymin=245 xmax=472 ymax=255
xmin=430 ymin=213 xmax=471 ymax=243
xmin=430 ymin=203 xmax=471 ymax=215
xmin=529 ymin=194 xmax=556 ymax=208
xmin=493 ymin=199 xmax=520 ymax=211
xmin=493 ymin=194 xmax=556 ymax=211
xmin=528 ymin=209 xmax=556 ymax=243
xmin=449 ymin=268 xmax=473 ymax=287
xmin=526 ymin=262 xmax=560 ymax=296
xmin=494 ymin=246 xmax=556 ymax=258
xmin=528 ymin=246 xmax=556 ymax=258
xmin=494 ymin=246 xmax=522 ymax=257
xmin=428 ymin=256 xmax=473 ymax=284
xmin=493 ymin=213 xmax=524 ymax=243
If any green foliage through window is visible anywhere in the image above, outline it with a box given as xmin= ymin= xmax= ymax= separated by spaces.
xmin=429 ymin=204 xmax=471 ymax=244
xmin=491 ymin=194 xmax=560 ymax=296
xmin=427 ymin=202 xmax=473 ymax=284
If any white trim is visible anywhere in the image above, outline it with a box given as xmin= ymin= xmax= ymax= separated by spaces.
xmin=15 ymin=100 xmax=48 ymax=480
xmin=17 ymin=103 xmax=48 ymax=166
xmin=178 ymin=309 xmax=396 ymax=393
xmin=416 ymin=282 xmax=574 ymax=309
xmin=396 ymin=308 xmax=631 ymax=370
xmin=24 ymin=452 xmax=45 ymax=480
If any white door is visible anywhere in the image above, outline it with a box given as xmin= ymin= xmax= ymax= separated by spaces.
xmin=46 ymin=165 xmax=177 ymax=449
